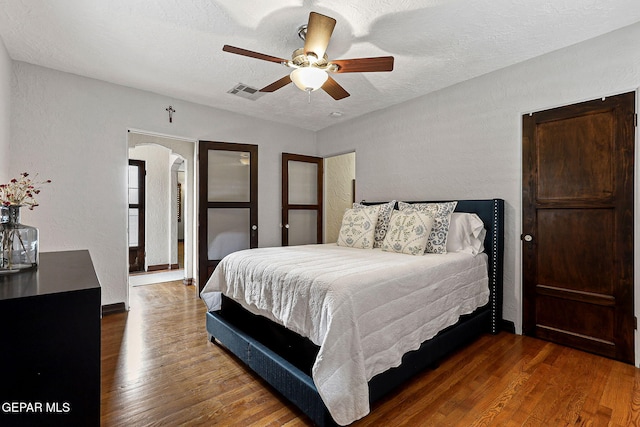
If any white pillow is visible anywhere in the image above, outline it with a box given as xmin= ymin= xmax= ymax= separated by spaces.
xmin=353 ymin=200 xmax=396 ymax=248
xmin=381 ymin=210 xmax=435 ymax=255
xmin=446 ymin=213 xmax=486 ymax=255
xmin=336 ymin=205 xmax=380 ymax=249
xmin=398 ymin=201 xmax=457 ymax=254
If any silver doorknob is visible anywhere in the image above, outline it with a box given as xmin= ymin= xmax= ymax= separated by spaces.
xmin=285 ymin=224 xmax=290 ymax=229
xmin=523 ymin=234 xmax=533 ymax=242
xmin=251 ymin=225 xmax=257 ymax=230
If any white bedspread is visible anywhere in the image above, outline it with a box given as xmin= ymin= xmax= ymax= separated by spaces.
xmin=200 ymin=244 xmax=489 ymax=425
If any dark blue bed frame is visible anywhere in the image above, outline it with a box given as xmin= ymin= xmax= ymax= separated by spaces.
xmin=206 ymin=199 xmax=505 ymax=426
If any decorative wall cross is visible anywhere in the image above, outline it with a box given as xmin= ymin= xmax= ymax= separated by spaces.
xmin=166 ymin=106 xmax=176 ymax=123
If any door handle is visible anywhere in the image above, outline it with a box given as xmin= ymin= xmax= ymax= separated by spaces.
xmin=251 ymin=225 xmax=257 ymax=231
xmin=284 ymin=224 xmax=290 ymax=229
xmin=522 ymin=234 xmax=533 ymax=242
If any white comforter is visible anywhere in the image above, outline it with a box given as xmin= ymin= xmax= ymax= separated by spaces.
xmin=200 ymin=244 xmax=489 ymax=425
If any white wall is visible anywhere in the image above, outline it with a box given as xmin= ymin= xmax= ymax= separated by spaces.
xmin=0 ymin=37 xmax=10 ymax=183
xmin=10 ymin=62 xmax=316 ymax=306
xmin=7 ymin=20 xmax=640 ymax=359
xmin=317 ymin=22 xmax=640 ymax=335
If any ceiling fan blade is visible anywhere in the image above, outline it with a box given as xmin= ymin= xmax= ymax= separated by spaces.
xmin=222 ymin=45 xmax=287 ymax=64
xmin=304 ymin=12 xmax=336 ymax=60
xmin=260 ymin=75 xmax=292 ymax=92
xmin=322 ymin=76 xmax=350 ymax=100
xmin=331 ymin=56 xmax=394 ymax=73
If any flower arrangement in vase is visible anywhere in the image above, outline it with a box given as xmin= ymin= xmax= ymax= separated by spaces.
xmin=0 ymin=173 xmax=51 ymax=273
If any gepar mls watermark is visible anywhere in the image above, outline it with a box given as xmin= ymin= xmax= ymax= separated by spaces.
xmin=2 ymin=401 xmax=71 ymax=414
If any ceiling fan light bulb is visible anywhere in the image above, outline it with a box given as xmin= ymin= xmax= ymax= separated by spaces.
xmin=290 ymin=67 xmax=328 ymax=92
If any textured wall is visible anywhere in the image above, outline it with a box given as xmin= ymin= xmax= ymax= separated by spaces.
xmin=0 ymin=38 xmax=10 ymax=183
xmin=10 ymin=62 xmax=316 ymax=306
xmin=7 ymin=21 xmax=640 ymax=363
xmin=324 ymin=152 xmax=355 ymax=243
xmin=317 ymin=22 xmax=640 ymax=338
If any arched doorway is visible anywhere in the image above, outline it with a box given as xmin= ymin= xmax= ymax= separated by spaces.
xmin=127 ymin=130 xmax=196 ymax=292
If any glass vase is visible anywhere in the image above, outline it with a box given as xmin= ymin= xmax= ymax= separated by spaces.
xmin=0 ymin=205 xmax=39 ymax=273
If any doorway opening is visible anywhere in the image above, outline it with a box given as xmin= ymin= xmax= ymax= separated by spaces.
xmin=279 ymin=150 xmax=355 ymax=246
xmin=127 ymin=131 xmax=196 ymax=290
xmin=323 ymin=151 xmax=355 ymax=244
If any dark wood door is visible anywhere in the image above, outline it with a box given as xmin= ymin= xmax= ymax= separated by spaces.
xmin=128 ymin=159 xmax=145 ymax=272
xmin=282 ymin=153 xmax=323 ymax=246
xmin=198 ymin=141 xmax=258 ymax=292
xmin=522 ymin=92 xmax=635 ymax=363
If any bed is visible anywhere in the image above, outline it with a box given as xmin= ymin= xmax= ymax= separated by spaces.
xmin=201 ymin=199 xmax=504 ymax=426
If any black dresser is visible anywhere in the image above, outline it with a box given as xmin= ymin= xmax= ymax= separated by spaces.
xmin=0 ymin=250 xmax=101 ymax=426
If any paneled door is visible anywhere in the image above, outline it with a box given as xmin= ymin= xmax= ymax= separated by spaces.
xmin=282 ymin=153 xmax=323 ymax=246
xmin=128 ymin=159 xmax=145 ymax=273
xmin=198 ymin=141 xmax=258 ymax=292
xmin=522 ymin=92 xmax=635 ymax=363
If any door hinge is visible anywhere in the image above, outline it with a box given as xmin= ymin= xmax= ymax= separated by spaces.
xmin=635 ymin=316 xmax=638 ymax=330
xmin=635 ymin=113 xmax=638 ymax=127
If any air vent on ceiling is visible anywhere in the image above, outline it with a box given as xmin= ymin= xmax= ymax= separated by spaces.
xmin=227 ymin=83 xmax=265 ymax=101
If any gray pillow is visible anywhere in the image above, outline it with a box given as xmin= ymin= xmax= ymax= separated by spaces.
xmin=352 ymin=200 xmax=396 ymax=248
xmin=398 ymin=201 xmax=458 ymax=254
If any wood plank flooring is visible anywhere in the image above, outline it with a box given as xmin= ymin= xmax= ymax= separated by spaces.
xmin=101 ymin=281 xmax=640 ymax=426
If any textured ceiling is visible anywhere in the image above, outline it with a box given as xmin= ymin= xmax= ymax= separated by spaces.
xmin=1 ymin=0 xmax=640 ymax=131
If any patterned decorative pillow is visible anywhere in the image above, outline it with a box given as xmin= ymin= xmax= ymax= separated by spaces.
xmin=337 ymin=205 xmax=380 ymax=249
xmin=381 ymin=210 xmax=435 ymax=255
xmin=353 ymin=200 xmax=396 ymax=248
xmin=398 ymin=201 xmax=458 ymax=254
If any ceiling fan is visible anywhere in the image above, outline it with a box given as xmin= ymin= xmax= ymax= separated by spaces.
xmin=222 ymin=12 xmax=394 ymax=100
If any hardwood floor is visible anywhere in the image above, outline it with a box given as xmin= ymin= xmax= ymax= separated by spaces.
xmin=101 ymin=282 xmax=640 ymax=426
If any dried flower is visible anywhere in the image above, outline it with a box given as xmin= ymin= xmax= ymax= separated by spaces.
xmin=0 ymin=173 xmax=51 ymax=210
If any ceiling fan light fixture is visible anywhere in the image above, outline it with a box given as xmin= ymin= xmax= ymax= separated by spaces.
xmin=222 ymin=12 xmax=393 ymax=101
xmin=290 ymin=67 xmax=328 ymax=92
